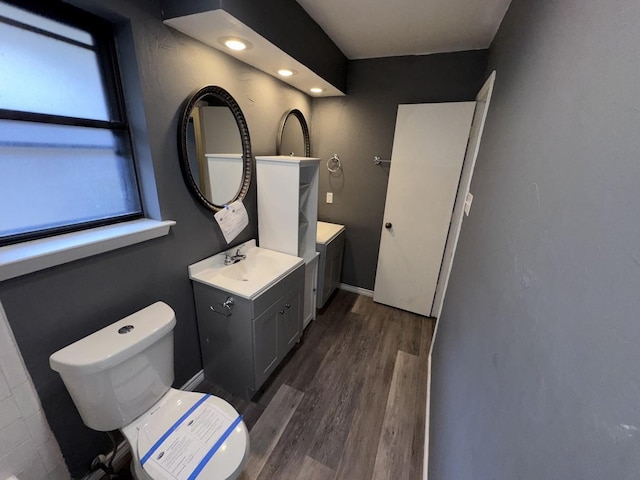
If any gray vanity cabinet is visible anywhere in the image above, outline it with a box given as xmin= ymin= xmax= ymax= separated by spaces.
xmin=316 ymin=222 xmax=346 ymax=308
xmin=193 ymin=263 xmax=304 ymax=399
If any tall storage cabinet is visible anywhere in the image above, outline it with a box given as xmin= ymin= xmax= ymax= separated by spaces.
xmin=256 ymin=156 xmax=320 ymax=328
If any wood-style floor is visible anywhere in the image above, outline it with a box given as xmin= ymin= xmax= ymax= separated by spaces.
xmin=198 ymin=290 xmax=434 ymax=480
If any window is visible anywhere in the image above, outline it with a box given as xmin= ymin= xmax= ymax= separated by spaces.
xmin=0 ymin=0 xmax=142 ymax=246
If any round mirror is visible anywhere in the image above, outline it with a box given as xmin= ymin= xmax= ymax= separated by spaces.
xmin=179 ymin=86 xmax=252 ymax=211
xmin=277 ymin=109 xmax=310 ymax=157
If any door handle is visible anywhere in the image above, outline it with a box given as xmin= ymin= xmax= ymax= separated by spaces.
xmin=385 ymin=222 xmax=392 ymax=229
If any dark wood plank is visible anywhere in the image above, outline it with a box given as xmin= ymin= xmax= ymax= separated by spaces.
xmin=333 ymin=308 xmax=407 ymax=480
xmin=295 ymin=456 xmax=335 ymax=480
xmin=239 ymin=384 xmax=304 ymax=480
xmin=394 ymin=309 xmax=423 ymax=356
xmin=307 ymin=306 xmax=386 ymax=470
xmin=350 ymin=293 xmax=373 ymax=315
xmin=372 ymin=350 xmax=420 ymax=480
xmin=285 ymin=292 xmax=357 ymax=392
xmin=256 ymin=311 xmax=366 ymax=479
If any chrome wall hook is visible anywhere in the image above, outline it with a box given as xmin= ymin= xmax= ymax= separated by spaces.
xmin=373 ymin=156 xmax=392 ymax=165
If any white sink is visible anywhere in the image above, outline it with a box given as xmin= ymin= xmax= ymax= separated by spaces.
xmin=188 ymin=240 xmax=304 ymax=299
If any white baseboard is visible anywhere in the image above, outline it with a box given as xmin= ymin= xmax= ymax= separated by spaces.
xmin=82 ymin=370 xmax=206 ymax=480
xmin=182 ymin=369 xmax=205 ymax=392
xmin=339 ymin=283 xmax=374 ymax=297
xmin=424 ymin=354 xmax=432 ymax=480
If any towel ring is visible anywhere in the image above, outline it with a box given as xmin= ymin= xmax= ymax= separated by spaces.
xmin=327 ymin=154 xmax=342 ymax=173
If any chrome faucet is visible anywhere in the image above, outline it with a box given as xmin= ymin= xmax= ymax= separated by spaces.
xmin=224 ymin=247 xmax=246 ymax=265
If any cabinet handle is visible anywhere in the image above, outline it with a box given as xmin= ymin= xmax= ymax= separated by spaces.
xmin=285 ymin=303 xmax=291 ymax=309
xmin=279 ymin=309 xmax=285 ymax=314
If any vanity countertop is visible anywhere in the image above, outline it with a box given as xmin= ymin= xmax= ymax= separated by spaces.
xmin=188 ymin=240 xmax=304 ymax=300
xmin=317 ymin=221 xmax=345 ymax=245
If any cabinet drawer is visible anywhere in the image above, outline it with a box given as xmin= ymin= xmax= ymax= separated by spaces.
xmin=253 ymin=263 xmax=305 ymax=314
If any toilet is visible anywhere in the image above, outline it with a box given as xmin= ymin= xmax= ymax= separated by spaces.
xmin=49 ymin=302 xmax=249 ymax=480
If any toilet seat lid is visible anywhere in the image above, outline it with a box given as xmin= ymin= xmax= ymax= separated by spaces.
xmin=136 ymin=391 xmax=248 ymax=480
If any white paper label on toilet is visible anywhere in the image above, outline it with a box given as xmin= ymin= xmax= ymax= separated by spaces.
xmin=214 ymin=200 xmax=249 ymax=244
xmin=140 ymin=395 xmax=240 ymax=480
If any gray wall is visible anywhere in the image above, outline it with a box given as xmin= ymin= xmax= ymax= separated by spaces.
xmin=430 ymin=0 xmax=640 ymax=478
xmin=311 ymin=51 xmax=488 ymax=290
xmin=0 ymin=0 xmax=310 ymax=476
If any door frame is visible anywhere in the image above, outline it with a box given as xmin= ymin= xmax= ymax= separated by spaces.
xmin=430 ymin=71 xmax=497 ymax=319
xmin=423 ymin=71 xmax=496 ymax=480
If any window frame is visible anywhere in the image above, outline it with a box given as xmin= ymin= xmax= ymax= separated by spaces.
xmin=0 ymin=0 xmax=143 ymax=247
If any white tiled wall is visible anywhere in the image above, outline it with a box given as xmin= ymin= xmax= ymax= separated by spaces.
xmin=0 ymin=302 xmax=70 ymax=480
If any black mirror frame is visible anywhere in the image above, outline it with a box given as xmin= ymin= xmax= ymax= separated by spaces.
xmin=276 ymin=108 xmax=311 ymax=157
xmin=178 ymin=85 xmax=252 ymax=212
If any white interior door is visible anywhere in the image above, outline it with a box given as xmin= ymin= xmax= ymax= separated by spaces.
xmin=373 ymin=102 xmax=475 ymax=315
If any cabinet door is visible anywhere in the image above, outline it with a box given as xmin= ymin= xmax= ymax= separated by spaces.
xmin=303 ymin=257 xmax=318 ymax=327
xmin=193 ymin=284 xmax=254 ymax=398
xmin=278 ymin=288 xmax=302 ymax=357
xmin=329 ymin=238 xmax=345 ymax=294
xmin=321 ymin=251 xmax=332 ymax=306
xmin=253 ymin=302 xmax=280 ymax=389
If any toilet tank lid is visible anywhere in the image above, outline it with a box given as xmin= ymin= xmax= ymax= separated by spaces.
xmin=50 ymin=302 xmax=176 ymax=375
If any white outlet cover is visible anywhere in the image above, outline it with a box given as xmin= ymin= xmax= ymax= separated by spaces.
xmin=326 ymin=192 xmax=333 ymax=203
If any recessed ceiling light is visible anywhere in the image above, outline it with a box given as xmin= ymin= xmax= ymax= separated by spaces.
xmin=310 ymin=87 xmax=324 ymax=94
xmin=225 ymin=39 xmax=246 ymax=51
xmin=278 ymin=69 xmax=295 ymax=77
xmin=218 ymin=37 xmax=252 ymax=51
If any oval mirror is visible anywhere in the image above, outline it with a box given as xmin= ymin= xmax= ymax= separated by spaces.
xmin=277 ymin=109 xmax=310 ymax=157
xmin=179 ymin=86 xmax=252 ymax=211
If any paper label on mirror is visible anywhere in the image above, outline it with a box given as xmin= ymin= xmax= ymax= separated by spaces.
xmin=214 ymin=200 xmax=249 ymax=243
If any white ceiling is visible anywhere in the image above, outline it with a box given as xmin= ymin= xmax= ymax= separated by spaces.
xmin=296 ymin=0 xmax=512 ymax=59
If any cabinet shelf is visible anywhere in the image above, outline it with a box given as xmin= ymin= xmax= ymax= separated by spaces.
xmin=299 ymin=211 xmax=309 ymax=229
xmin=299 ymin=183 xmax=311 ymax=209
xmin=299 ymin=182 xmax=311 ymax=192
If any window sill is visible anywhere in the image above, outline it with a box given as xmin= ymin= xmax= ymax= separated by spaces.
xmin=0 ymin=219 xmax=176 ymax=282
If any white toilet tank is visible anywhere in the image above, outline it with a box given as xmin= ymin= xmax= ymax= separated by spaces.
xmin=50 ymin=302 xmax=176 ymax=432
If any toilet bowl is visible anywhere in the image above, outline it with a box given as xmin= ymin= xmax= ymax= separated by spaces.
xmin=50 ymin=302 xmax=249 ymax=480
xmin=124 ymin=389 xmax=249 ymax=480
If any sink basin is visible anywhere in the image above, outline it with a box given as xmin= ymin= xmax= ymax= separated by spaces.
xmin=220 ymin=253 xmax=279 ymax=282
xmin=188 ymin=240 xmax=304 ymax=299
